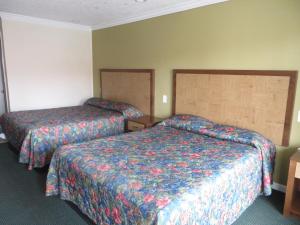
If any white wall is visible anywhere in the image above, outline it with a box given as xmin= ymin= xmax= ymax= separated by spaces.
xmin=2 ymin=19 xmax=92 ymax=111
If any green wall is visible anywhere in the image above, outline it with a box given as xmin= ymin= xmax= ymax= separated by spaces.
xmin=92 ymin=0 xmax=300 ymax=185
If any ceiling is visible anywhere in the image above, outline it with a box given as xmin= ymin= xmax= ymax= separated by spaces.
xmin=0 ymin=0 xmax=227 ymax=30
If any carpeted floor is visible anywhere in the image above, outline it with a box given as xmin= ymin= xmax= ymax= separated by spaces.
xmin=0 ymin=143 xmax=299 ymax=225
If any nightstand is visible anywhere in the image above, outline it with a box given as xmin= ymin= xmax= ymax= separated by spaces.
xmin=126 ymin=116 xmax=163 ymax=132
xmin=284 ymin=150 xmax=300 ymax=218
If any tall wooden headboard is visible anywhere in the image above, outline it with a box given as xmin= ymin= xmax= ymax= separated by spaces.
xmin=173 ymin=69 xmax=298 ymax=146
xmin=100 ymin=69 xmax=155 ymax=117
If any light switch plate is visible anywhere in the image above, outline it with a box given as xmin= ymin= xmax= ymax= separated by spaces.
xmin=163 ymin=95 xmax=168 ymax=104
xmin=298 ymin=110 xmax=300 ymax=123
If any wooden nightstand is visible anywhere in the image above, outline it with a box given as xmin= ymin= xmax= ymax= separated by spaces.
xmin=284 ymin=150 xmax=300 ymax=218
xmin=126 ymin=116 xmax=163 ymax=132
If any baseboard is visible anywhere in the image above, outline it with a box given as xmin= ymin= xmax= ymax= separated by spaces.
xmin=272 ymin=182 xmax=286 ymax=193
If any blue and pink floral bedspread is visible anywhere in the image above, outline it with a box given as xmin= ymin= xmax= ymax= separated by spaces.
xmin=1 ymin=105 xmax=124 ymax=169
xmin=0 ymin=98 xmax=144 ymax=169
xmin=46 ymin=116 xmax=275 ymax=225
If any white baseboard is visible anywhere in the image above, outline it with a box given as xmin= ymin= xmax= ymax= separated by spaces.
xmin=272 ymin=182 xmax=286 ymax=193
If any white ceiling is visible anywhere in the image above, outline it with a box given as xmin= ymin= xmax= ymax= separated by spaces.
xmin=0 ymin=0 xmax=227 ymax=30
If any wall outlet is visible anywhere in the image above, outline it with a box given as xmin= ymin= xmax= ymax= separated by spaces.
xmin=163 ymin=95 xmax=168 ymax=104
xmin=298 ymin=110 xmax=300 ymax=123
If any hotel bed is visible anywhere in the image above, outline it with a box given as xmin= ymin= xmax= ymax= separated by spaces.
xmin=0 ymin=69 xmax=154 ymax=169
xmin=46 ymin=69 xmax=297 ymax=224
xmin=46 ymin=115 xmax=275 ymax=225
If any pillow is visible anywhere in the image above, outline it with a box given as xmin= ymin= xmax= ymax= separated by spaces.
xmin=84 ymin=98 xmax=143 ymax=119
xmin=159 ymin=114 xmax=214 ymax=132
xmin=204 ymin=123 xmax=266 ymax=141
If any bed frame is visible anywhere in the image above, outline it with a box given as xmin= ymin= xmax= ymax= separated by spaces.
xmin=173 ymin=69 xmax=297 ymax=146
xmin=100 ymin=69 xmax=155 ymax=117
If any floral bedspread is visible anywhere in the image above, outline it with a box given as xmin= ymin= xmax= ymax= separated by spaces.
xmin=46 ymin=117 xmax=275 ymax=225
xmin=0 ymin=105 xmax=124 ymax=169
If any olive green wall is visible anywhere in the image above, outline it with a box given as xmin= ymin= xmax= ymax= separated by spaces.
xmin=92 ymin=0 xmax=300 ymax=185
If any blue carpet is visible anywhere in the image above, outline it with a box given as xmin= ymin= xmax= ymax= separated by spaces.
xmin=0 ymin=143 xmax=299 ymax=225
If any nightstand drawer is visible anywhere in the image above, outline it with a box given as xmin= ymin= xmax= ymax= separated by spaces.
xmin=127 ymin=121 xmax=145 ymax=131
xmin=295 ymin=162 xmax=300 ymax=179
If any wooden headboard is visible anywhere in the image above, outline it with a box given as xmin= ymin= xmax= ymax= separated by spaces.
xmin=173 ymin=69 xmax=298 ymax=146
xmin=100 ymin=69 xmax=155 ymax=117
